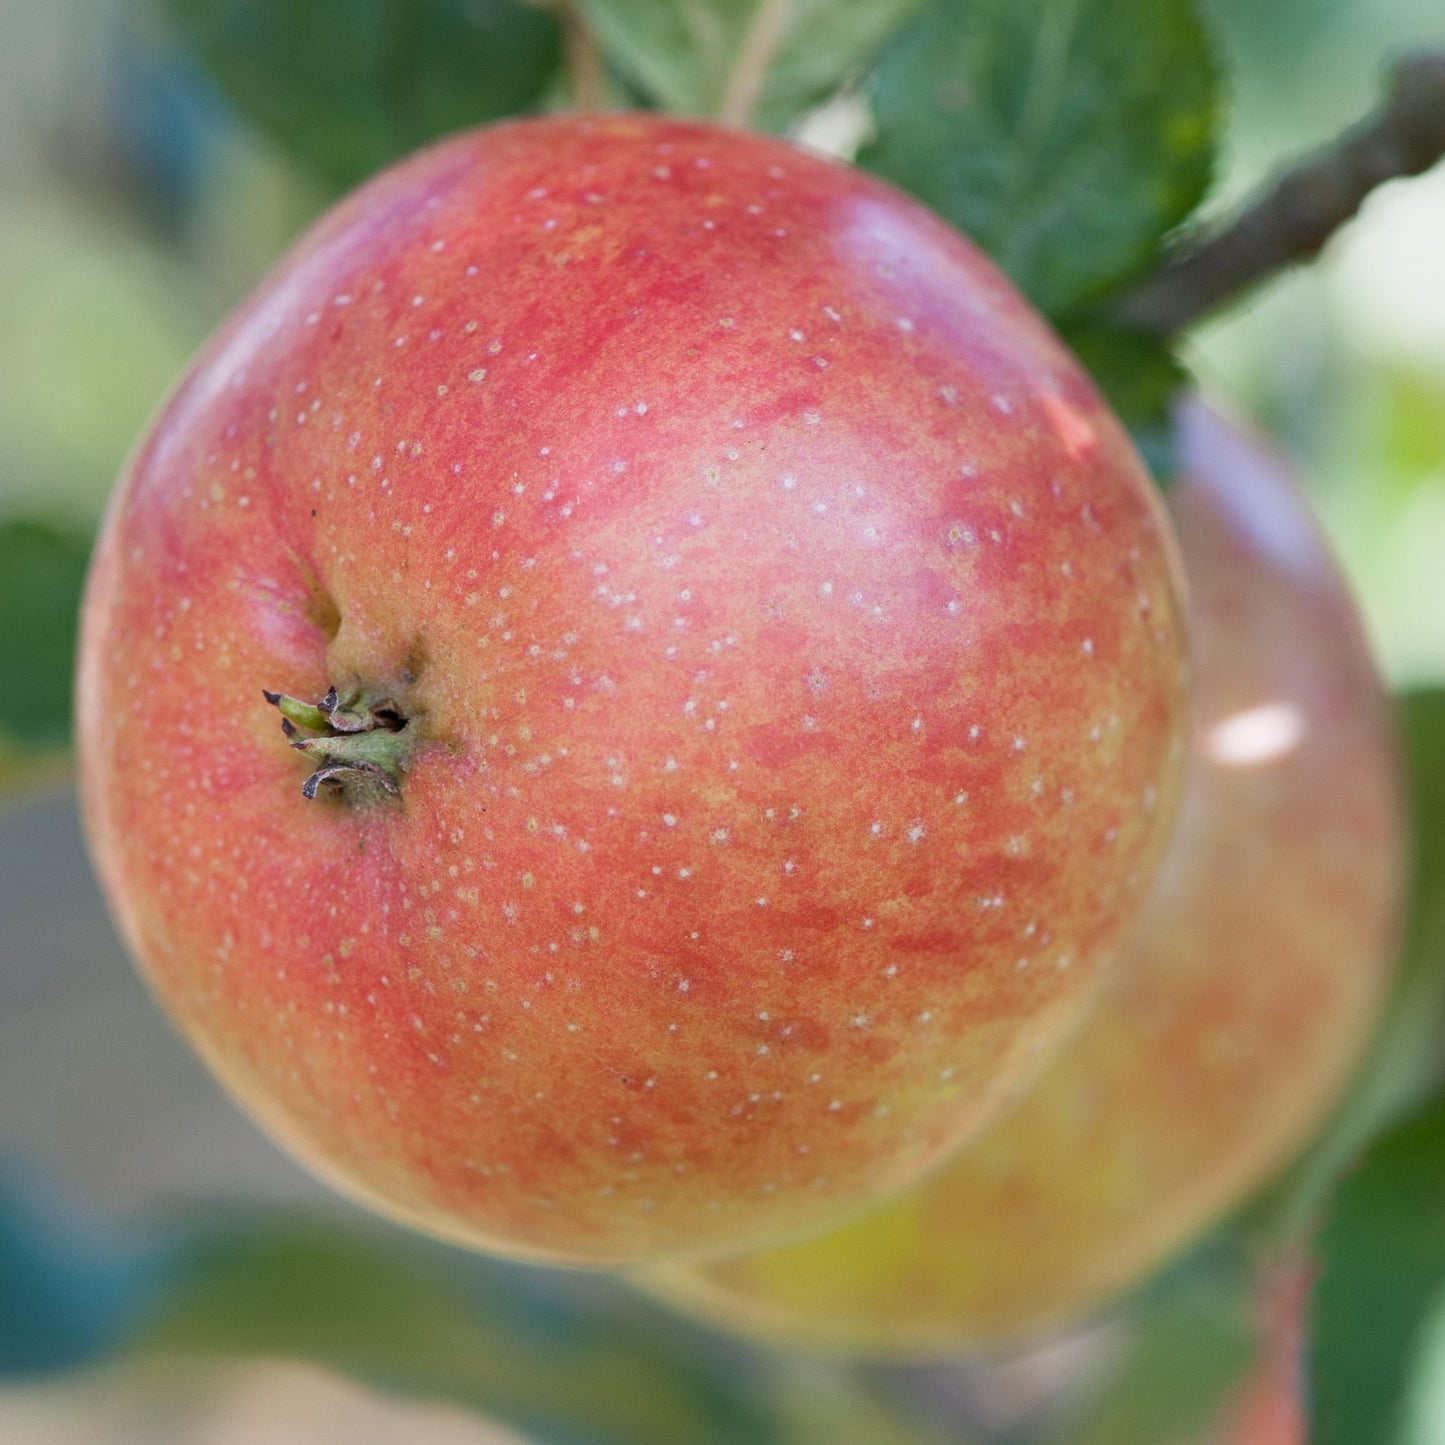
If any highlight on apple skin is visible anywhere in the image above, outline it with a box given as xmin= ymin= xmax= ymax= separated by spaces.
xmin=643 ymin=396 xmax=1403 ymax=1346
xmin=74 ymin=114 xmax=1188 ymax=1267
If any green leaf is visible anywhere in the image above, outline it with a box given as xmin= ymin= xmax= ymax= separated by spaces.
xmin=165 ymin=0 xmax=563 ymax=190
xmin=0 ymin=519 xmax=91 ymax=752
xmin=1056 ymin=1248 xmax=1258 ymax=1445
xmin=141 ymin=1221 xmax=766 ymax=1445
xmin=1062 ymin=325 xmax=1188 ymax=481
xmin=579 ymin=0 xmax=926 ymax=132
xmin=0 ymin=1165 xmax=933 ymax=1443
xmin=1309 ymin=1093 xmax=1445 ymax=1445
xmin=127 ymin=1213 xmax=931 ymax=1445
xmin=859 ymin=0 xmax=1220 ymax=321
xmin=10 ymin=1164 xmax=903 ymax=1441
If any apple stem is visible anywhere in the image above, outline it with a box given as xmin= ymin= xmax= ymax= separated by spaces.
xmin=1111 ymin=50 xmax=1445 ymax=337
xmin=263 ymin=686 xmax=413 ymax=804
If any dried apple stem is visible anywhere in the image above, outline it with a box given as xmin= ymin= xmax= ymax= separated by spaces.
xmin=263 ymin=687 xmax=412 ymax=803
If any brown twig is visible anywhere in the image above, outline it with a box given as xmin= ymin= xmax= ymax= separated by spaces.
xmin=563 ymin=1 xmax=606 ymax=112
xmin=717 ymin=0 xmax=794 ymax=129
xmin=1112 ymin=50 xmax=1445 ymax=338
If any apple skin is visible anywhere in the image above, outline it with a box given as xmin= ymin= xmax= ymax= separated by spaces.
xmin=76 ymin=114 xmax=1186 ymax=1266
xmin=646 ymin=397 xmax=1402 ymax=1339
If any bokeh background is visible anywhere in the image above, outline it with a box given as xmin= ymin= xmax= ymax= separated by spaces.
xmin=1 ymin=0 xmax=1441 ymax=1439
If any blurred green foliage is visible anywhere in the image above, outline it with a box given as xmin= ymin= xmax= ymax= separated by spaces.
xmin=142 ymin=1223 xmax=791 ymax=1445
xmin=580 ymin=0 xmax=924 ymax=131
xmin=163 ymin=0 xmax=563 ymax=191
xmin=1310 ymin=1095 xmax=1445 ymax=1445
xmin=0 ymin=198 xmax=204 ymax=526
xmin=1056 ymin=1252 xmax=1256 ymax=1445
xmin=0 ymin=522 xmax=91 ymax=752
xmin=0 ymin=1171 xmax=158 ymax=1378
xmin=0 ymin=1174 xmax=936 ymax=1445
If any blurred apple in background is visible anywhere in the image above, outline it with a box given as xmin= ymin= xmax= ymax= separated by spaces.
xmin=644 ymin=394 xmax=1403 ymax=1352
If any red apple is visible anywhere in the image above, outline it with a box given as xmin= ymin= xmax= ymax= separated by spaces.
xmin=646 ymin=397 xmax=1402 ymax=1340
xmin=76 ymin=115 xmax=1187 ymax=1265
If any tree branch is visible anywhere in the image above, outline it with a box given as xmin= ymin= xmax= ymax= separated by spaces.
xmin=717 ymin=0 xmax=794 ymax=129
xmin=1111 ymin=50 xmax=1445 ymax=338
